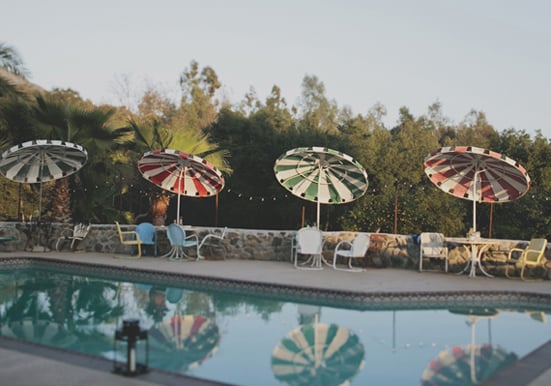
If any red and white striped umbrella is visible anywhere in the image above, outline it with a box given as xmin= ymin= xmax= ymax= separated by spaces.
xmin=424 ymin=146 xmax=530 ymax=233
xmin=138 ymin=149 xmax=225 ymax=220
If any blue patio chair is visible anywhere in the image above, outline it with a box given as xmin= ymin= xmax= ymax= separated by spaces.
xmin=135 ymin=222 xmax=157 ymax=256
xmin=164 ymin=224 xmax=199 ymax=261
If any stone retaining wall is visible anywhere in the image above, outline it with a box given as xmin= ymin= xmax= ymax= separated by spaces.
xmin=0 ymin=222 xmax=549 ymax=279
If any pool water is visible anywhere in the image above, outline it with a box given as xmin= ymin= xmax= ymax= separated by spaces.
xmin=1 ymin=263 xmax=550 ymax=386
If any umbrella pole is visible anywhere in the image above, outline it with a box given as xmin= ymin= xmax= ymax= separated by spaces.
xmin=39 ymin=182 xmax=43 ymax=222
xmin=316 ymin=200 xmax=320 ymax=228
xmin=215 ymin=193 xmax=219 ymax=227
xmin=316 ymin=162 xmax=322 ymax=228
xmin=177 ymin=167 xmax=185 ymax=223
xmin=489 ymin=203 xmax=494 ymax=238
xmin=472 ymin=171 xmax=479 ymax=234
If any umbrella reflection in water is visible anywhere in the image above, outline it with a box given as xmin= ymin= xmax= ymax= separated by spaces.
xmin=148 ymin=302 xmax=220 ymax=372
xmin=421 ymin=307 xmax=517 ymax=385
xmin=271 ymin=312 xmax=365 ymax=386
xmin=1 ymin=319 xmax=78 ymax=349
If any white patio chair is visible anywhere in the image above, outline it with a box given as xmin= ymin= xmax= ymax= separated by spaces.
xmin=199 ymin=227 xmax=228 ymax=260
xmin=293 ymin=227 xmax=323 ymax=270
xmin=419 ymin=232 xmax=448 ymax=272
xmin=56 ymin=223 xmax=91 ymax=251
xmin=332 ymin=233 xmax=370 ymax=272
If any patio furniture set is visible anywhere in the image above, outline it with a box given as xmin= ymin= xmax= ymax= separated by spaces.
xmin=293 ymin=227 xmax=547 ymax=281
xmin=417 ymin=232 xmax=547 ymax=281
xmin=115 ymin=221 xmax=227 ymax=260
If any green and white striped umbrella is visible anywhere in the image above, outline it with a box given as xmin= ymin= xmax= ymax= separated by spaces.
xmin=271 ymin=322 xmax=365 ymax=386
xmin=274 ymin=147 xmax=368 ymax=227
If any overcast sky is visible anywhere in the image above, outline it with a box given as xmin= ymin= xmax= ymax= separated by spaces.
xmin=2 ymin=0 xmax=550 ymax=137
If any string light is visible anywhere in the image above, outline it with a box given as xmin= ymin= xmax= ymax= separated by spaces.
xmin=224 ymin=188 xmax=292 ymax=202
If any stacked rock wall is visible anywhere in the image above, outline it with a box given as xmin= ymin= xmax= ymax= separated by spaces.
xmin=0 ymin=222 xmax=548 ymax=279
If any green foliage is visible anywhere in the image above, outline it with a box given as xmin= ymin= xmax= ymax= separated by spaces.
xmin=0 ymin=49 xmax=549 ymax=239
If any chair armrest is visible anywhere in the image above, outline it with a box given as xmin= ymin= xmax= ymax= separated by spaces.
xmin=199 ymin=233 xmax=223 ymax=249
xmin=335 ymin=240 xmax=352 ymax=251
xmin=121 ymin=231 xmax=140 ymax=242
xmin=507 ymin=247 xmax=525 ymax=260
xmin=185 ymin=234 xmax=199 ymax=243
xmin=334 ymin=240 xmax=352 ymax=259
xmin=60 ymin=229 xmax=73 ymax=238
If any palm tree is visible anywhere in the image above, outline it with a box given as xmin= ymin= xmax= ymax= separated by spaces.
xmin=0 ymin=42 xmax=35 ymax=100
xmin=30 ymin=94 xmax=131 ymax=222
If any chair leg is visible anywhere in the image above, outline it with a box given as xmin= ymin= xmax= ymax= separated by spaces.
xmin=55 ymin=237 xmax=63 ymax=252
xmin=505 ymin=260 xmax=517 ymax=279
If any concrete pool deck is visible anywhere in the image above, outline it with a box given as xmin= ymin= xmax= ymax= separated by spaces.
xmin=0 ymin=251 xmax=550 ymax=385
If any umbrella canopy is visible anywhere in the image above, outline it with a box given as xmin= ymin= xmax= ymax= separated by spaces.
xmin=149 ymin=314 xmax=220 ymax=372
xmin=421 ymin=344 xmax=517 ymax=385
xmin=0 ymin=139 xmax=88 ymax=219
xmin=424 ymin=146 xmax=530 ymax=233
xmin=1 ymin=319 xmax=78 ymax=348
xmin=137 ymin=149 xmax=225 ymax=221
xmin=274 ymin=147 xmax=368 ymax=227
xmin=271 ymin=322 xmax=365 ymax=386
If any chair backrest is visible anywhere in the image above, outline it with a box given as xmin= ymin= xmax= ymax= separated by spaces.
xmin=420 ymin=232 xmax=447 ymax=257
xmin=73 ymin=223 xmax=91 ymax=239
xmin=351 ymin=234 xmax=370 ymax=257
xmin=114 ymin=221 xmax=124 ymax=242
xmin=135 ymin=222 xmax=156 ymax=244
xmin=167 ymin=224 xmax=185 ymax=246
xmin=296 ymin=227 xmax=323 ymax=255
xmin=524 ymin=238 xmax=547 ymax=264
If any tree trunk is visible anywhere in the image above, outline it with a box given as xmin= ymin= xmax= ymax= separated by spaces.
xmin=151 ymin=193 xmax=170 ymax=226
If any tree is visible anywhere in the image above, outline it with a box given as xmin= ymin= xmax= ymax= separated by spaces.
xmin=127 ymin=76 xmax=231 ymax=225
xmin=28 ymin=94 xmax=131 ymax=222
xmin=296 ymin=74 xmax=339 ymax=134
xmin=0 ymin=42 xmax=29 ymax=77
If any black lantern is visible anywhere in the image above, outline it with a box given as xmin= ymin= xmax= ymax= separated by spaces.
xmin=113 ymin=318 xmax=149 ymax=376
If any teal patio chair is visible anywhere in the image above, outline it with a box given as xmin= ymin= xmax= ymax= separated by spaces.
xmin=135 ymin=222 xmax=157 ymax=256
xmin=164 ymin=224 xmax=199 ymax=261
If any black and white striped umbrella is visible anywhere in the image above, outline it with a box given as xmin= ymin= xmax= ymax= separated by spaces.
xmin=271 ymin=322 xmax=365 ymax=385
xmin=0 ymin=139 xmax=88 ymax=219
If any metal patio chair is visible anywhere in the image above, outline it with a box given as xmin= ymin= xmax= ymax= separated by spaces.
xmin=419 ymin=232 xmax=449 ymax=273
xmin=332 ymin=233 xmax=370 ymax=272
xmin=55 ymin=223 xmax=91 ymax=251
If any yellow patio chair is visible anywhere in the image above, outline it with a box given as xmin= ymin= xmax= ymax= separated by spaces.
xmin=115 ymin=221 xmax=143 ymax=258
xmin=505 ymin=238 xmax=548 ymax=280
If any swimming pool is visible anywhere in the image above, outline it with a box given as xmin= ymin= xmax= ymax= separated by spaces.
xmin=1 ymin=258 xmax=550 ymax=386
